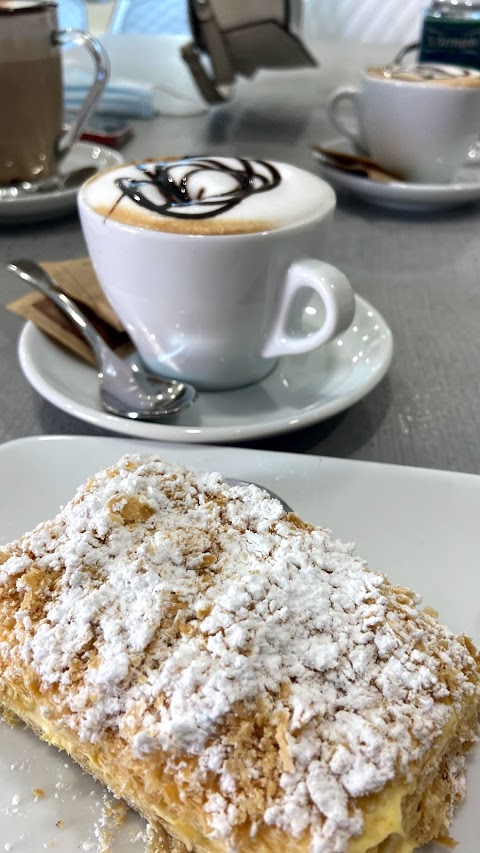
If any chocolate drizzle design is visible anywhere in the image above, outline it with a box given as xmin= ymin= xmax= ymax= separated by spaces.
xmin=109 ymin=157 xmax=281 ymax=221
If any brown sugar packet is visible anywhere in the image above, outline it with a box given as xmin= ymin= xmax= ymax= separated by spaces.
xmin=311 ymin=144 xmax=402 ymax=183
xmin=6 ymin=257 xmax=132 ymax=366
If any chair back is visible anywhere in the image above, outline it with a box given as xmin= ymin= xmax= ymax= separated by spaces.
xmin=56 ymin=0 xmax=89 ymax=31
xmin=107 ymin=0 xmax=190 ymax=35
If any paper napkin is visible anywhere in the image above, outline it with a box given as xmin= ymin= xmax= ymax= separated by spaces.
xmin=7 ymin=257 xmax=131 ymax=366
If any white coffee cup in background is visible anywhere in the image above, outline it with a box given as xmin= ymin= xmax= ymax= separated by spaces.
xmin=327 ymin=64 xmax=480 ymax=183
xmin=78 ymin=156 xmax=355 ymax=391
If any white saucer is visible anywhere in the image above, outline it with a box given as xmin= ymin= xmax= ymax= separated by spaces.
xmin=0 ymin=142 xmax=124 ymax=224
xmin=312 ymin=138 xmax=480 ymax=212
xmin=17 ymin=294 xmax=393 ymax=443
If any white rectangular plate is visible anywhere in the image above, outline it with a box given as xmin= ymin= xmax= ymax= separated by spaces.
xmin=0 ymin=435 xmax=478 ymax=851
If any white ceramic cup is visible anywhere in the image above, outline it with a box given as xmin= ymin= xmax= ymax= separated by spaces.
xmin=327 ymin=67 xmax=480 ymax=183
xmin=78 ymin=160 xmax=355 ymax=391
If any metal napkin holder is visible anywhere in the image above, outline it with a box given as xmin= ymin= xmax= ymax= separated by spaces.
xmin=182 ymin=0 xmax=317 ymax=103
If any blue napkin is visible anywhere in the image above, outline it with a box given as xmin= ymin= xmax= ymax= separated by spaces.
xmin=64 ymin=66 xmax=157 ymax=119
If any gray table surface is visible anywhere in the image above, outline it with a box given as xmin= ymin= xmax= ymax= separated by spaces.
xmin=1 ymin=43 xmax=479 ymax=474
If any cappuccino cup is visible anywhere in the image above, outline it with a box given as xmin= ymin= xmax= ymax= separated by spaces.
xmin=327 ymin=64 xmax=480 ymax=183
xmin=78 ymin=156 xmax=355 ymax=391
xmin=0 ymin=1 xmax=108 ymax=187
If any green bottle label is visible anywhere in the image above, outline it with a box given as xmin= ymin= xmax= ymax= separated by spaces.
xmin=420 ymin=17 xmax=480 ymax=69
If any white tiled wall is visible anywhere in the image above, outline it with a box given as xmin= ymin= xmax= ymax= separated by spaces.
xmin=88 ymin=0 xmax=426 ymax=43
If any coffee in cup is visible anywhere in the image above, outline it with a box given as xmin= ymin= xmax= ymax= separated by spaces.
xmin=0 ymin=0 xmax=108 ymax=187
xmin=78 ymin=156 xmax=356 ymax=390
xmin=327 ymin=63 xmax=480 ymax=183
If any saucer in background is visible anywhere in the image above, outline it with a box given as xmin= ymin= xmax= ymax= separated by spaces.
xmin=313 ymin=138 xmax=480 ymax=212
xmin=0 ymin=142 xmax=124 ymax=225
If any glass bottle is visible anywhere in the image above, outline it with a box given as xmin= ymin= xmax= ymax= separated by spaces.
xmin=420 ymin=0 xmax=480 ymax=68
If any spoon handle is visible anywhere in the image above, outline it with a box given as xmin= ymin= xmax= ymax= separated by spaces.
xmin=6 ymin=259 xmax=109 ymax=368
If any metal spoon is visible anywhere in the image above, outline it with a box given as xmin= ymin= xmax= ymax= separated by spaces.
xmin=0 ymin=167 xmax=98 ymax=200
xmin=7 ymin=259 xmax=197 ymax=420
xmin=226 ymin=478 xmax=293 ymax=513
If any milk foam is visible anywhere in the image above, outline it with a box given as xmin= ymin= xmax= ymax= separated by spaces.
xmin=82 ymin=157 xmax=333 ymax=234
xmin=0 ymin=1 xmax=45 ymax=9
xmin=367 ymin=63 xmax=480 ymax=86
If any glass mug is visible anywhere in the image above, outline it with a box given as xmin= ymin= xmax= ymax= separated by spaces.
xmin=0 ymin=0 xmax=109 ymax=187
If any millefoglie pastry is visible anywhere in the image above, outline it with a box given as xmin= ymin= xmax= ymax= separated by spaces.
xmin=0 ymin=454 xmax=478 ymax=852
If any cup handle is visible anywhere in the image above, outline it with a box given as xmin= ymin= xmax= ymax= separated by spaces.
xmin=261 ymin=259 xmax=355 ymax=359
xmin=327 ymin=86 xmax=363 ymax=148
xmin=54 ymin=29 xmax=110 ymax=160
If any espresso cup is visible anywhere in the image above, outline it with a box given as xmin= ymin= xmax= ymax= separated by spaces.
xmin=78 ymin=156 xmax=355 ymax=391
xmin=327 ymin=64 xmax=480 ymax=183
xmin=0 ymin=0 xmax=109 ymax=186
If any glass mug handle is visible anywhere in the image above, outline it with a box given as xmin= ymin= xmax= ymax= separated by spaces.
xmin=54 ymin=30 xmax=110 ymax=160
xmin=327 ymin=86 xmax=363 ymax=148
xmin=261 ymin=260 xmax=355 ymax=359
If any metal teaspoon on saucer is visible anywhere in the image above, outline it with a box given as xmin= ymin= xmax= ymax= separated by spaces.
xmin=6 ymin=259 xmax=197 ymax=420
